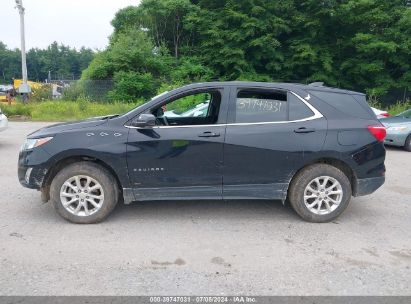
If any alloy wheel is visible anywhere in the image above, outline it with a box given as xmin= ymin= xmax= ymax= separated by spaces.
xmin=60 ymin=175 xmax=104 ymax=217
xmin=303 ymin=176 xmax=343 ymax=215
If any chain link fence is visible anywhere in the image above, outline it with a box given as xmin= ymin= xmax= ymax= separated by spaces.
xmin=379 ymin=88 xmax=410 ymax=106
xmin=56 ymin=80 xmax=115 ymax=102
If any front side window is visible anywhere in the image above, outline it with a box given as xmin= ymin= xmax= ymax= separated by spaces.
xmin=152 ymin=90 xmax=221 ymax=126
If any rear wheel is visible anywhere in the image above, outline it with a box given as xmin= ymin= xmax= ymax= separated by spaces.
xmin=404 ymin=134 xmax=411 ymax=152
xmin=50 ymin=162 xmax=119 ymax=224
xmin=288 ymin=164 xmax=352 ymax=223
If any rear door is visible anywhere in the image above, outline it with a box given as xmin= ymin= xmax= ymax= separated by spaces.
xmin=222 ymin=86 xmax=327 ymax=200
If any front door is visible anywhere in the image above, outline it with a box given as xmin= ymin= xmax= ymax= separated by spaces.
xmin=126 ymin=87 xmax=229 ymax=200
xmin=223 ymin=86 xmax=327 ymax=200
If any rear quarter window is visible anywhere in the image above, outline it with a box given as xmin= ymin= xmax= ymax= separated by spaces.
xmin=288 ymin=93 xmax=314 ymax=120
xmin=310 ymin=91 xmax=373 ymax=119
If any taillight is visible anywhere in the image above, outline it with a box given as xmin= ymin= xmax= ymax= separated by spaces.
xmin=367 ymin=125 xmax=386 ymax=142
xmin=381 ymin=112 xmax=390 ymax=117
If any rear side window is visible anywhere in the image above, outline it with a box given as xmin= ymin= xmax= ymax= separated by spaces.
xmin=310 ymin=91 xmax=373 ymax=119
xmin=234 ymin=89 xmax=287 ymax=123
xmin=288 ymin=93 xmax=314 ymax=120
xmin=233 ymin=89 xmax=315 ymax=123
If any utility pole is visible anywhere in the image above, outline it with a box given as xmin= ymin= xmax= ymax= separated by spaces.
xmin=15 ymin=0 xmax=31 ymax=103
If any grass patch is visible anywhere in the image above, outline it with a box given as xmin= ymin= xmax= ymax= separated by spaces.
xmin=369 ymin=99 xmax=411 ymax=116
xmin=385 ymin=100 xmax=411 ymax=116
xmin=1 ymin=100 xmax=141 ymax=121
xmin=1 ymin=103 xmax=32 ymax=117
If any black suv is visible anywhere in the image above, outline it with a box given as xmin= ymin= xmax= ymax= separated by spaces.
xmin=18 ymin=82 xmax=386 ymax=224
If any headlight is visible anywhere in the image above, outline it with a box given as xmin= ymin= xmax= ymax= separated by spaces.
xmin=387 ymin=126 xmax=408 ymax=131
xmin=21 ymin=137 xmax=53 ymax=151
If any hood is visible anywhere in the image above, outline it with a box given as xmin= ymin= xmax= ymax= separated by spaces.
xmin=27 ymin=116 xmax=112 ymax=138
xmin=380 ymin=116 xmax=411 ymax=126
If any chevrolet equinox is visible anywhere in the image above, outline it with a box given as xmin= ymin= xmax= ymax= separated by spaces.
xmin=18 ymin=82 xmax=386 ymax=223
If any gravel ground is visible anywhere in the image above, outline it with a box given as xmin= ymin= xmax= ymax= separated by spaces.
xmin=0 ymin=121 xmax=410 ymax=296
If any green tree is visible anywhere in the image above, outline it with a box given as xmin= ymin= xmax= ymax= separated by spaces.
xmin=108 ymin=71 xmax=155 ymax=101
xmin=112 ymin=0 xmax=195 ymax=58
xmin=0 ymin=42 xmax=21 ymax=82
xmin=82 ymin=28 xmax=173 ymax=101
xmin=83 ymin=0 xmax=411 ymax=101
xmin=0 ymin=41 xmax=94 ymax=83
xmin=334 ymin=0 xmax=410 ymax=96
xmin=27 ymin=42 xmax=94 ymax=81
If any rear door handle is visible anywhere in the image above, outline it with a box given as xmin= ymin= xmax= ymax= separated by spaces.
xmin=198 ymin=131 xmax=220 ymax=138
xmin=294 ymin=127 xmax=316 ymax=133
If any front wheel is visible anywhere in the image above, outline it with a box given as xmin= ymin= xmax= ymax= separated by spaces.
xmin=50 ymin=162 xmax=119 ymax=224
xmin=288 ymin=164 xmax=352 ymax=223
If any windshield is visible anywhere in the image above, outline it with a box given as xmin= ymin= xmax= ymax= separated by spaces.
xmin=123 ymin=91 xmax=169 ymax=117
xmin=396 ymin=109 xmax=411 ymax=118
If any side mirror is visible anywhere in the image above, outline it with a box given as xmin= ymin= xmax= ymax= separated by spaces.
xmin=132 ymin=114 xmax=156 ymax=128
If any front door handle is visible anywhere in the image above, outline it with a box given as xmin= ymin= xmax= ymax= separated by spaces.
xmin=198 ymin=131 xmax=220 ymax=138
xmin=294 ymin=127 xmax=316 ymax=133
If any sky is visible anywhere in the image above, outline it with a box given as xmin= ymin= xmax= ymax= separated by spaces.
xmin=1 ymin=0 xmax=140 ymax=50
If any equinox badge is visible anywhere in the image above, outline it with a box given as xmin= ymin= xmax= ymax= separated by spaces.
xmin=134 ymin=168 xmax=165 ymax=172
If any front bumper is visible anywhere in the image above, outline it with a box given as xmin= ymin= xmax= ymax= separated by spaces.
xmin=18 ymin=165 xmax=48 ymax=189
xmin=353 ymin=176 xmax=385 ymax=197
xmin=18 ymin=148 xmax=51 ymax=189
xmin=384 ymin=131 xmax=408 ymax=147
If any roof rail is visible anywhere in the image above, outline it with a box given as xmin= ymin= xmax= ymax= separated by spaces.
xmin=308 ymin=82 xmax=325 ymax=87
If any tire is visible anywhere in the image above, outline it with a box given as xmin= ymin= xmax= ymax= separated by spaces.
xmin=404 ymin=134 xmax=411 ymax=152
xmin=288 ymin=164 xmax=352 ymax=223
xmin=50 ymin=162 xmax=119 ymax=224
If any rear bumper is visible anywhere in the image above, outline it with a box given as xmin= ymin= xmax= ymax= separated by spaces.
xmin=353 ymin=176 xmax=385 ymax=197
